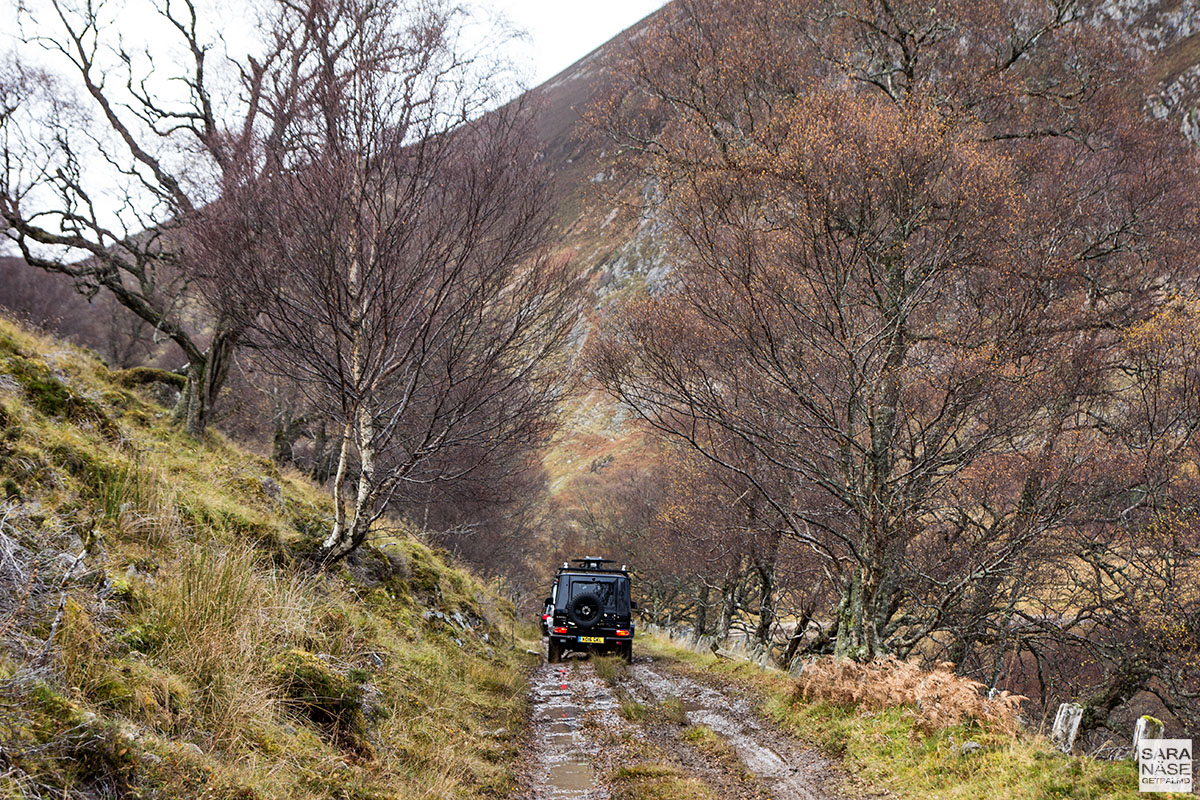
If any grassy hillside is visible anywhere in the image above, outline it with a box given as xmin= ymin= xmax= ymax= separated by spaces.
xmin=0 ymin=317 xmax=535 ymax=800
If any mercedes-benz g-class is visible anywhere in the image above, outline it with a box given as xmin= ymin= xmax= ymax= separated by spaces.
xmin=544 ymin=557 xmax=635 ymax=663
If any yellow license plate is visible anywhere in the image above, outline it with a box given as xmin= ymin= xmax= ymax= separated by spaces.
xmin=578 ymin=636 xmax=604 ymax=644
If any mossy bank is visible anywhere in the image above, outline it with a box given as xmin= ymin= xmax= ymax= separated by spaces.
xmin=0 ymin=317 xmax=536 ymax=799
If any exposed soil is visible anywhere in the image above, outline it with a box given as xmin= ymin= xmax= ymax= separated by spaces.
xmin=518 ymin=650 xmax=847 ymax=800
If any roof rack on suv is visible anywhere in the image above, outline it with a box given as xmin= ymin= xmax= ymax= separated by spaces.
xmin=559 ymin=557 xmax=628 ymax=573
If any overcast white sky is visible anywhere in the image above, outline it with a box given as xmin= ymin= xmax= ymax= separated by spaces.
xmin=5 ymin=0 xmax=666 ymax=87
xmin=493 ymin=0 xmax=666 ymax=85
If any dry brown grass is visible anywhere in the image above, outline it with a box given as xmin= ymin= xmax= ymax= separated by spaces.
xmin=150 ymin=544 xmax=332 ymax=749
xmin=97 ymin=451 xmax=185 ymax=549
xmin=793 ymin=656 xmax=1025 ymax=734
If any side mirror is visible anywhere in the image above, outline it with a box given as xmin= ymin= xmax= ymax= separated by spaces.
xmin=543 ymin=597 xmax=553 ymax=606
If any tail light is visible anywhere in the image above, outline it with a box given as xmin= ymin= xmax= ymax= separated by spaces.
xmin=542 ymin=613 xmax=550 ymax=621
xmin=553 ymin=626 xmax=568 ymax=635
xmin=615 ymin=629 xmax=630 ymax=637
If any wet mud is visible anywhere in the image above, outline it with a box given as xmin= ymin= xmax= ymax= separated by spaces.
xmin=519 ymin=649 xmax=846 ymax=800
xmin=523 ymin=659 xmax=618 ymax=799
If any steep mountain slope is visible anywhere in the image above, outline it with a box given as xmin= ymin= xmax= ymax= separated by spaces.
xmin=1100 ymin=0 xmax=1200 ymax=139
xmin=0 ymin=316 xmax=534 ymax=799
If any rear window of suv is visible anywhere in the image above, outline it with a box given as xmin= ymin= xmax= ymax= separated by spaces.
xmin=558 ymin=575 xmax=628 ymax=614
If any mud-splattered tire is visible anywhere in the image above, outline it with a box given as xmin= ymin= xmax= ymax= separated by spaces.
xmin=620 ymin=641 xmax=633 ymax=663
xmin=548 ymin=639 xmax=562 ymax=664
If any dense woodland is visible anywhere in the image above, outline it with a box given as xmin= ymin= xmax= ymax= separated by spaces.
xmin=2 ymin=0 xmax=1198 ymax=750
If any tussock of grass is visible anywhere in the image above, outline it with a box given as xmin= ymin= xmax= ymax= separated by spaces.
xmin=620 ymin=698 xmax=649 ymax=721
xmin=681 ymin=723 xmax=716 ymax=744
xmin=656 ymin=695 xmax=688 ymax=726
xmin=0 ymin=315 xmax=535 ymax=800
xmin=614 ymin=684 xmax=648 ymax=721
xmin=610 ymin=762 xmax=715 ymax=800
xmin=594 ymin=654 xmax=628 ymax=686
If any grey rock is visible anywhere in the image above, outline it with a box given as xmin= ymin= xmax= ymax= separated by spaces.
xmin=177 ymin=742 xmax=203 ymax=758
xmin=141 ymin=753 xmax=163 ymax=766
xmin=961 ymin=741 xmax=983 ymax=756
xmin=1132 ymin=715 xmax=1165 ymax=752
xmin=1051 ymin=702 xmax=1084 ymax=754
xmin=260 ymin=478 xmax=282 ymax=500
xmin=359 ymin=683 xmax=385 ymax=720
xmin=454 ymin=638 xmax=464 ymax=648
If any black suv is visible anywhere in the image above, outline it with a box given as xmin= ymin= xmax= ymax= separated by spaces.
xmin=544 ymin=557 xmax=636 ymax=663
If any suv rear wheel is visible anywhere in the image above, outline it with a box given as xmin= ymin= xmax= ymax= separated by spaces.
xmin=548 ymin=638 xmax=563 ymax=664
xmin=619 ymin=641 xmax=633 ymax=663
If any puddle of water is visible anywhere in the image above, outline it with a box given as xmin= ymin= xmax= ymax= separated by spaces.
xmin=545 ymin=757 xmax=596 ymax=795
xmin=528 ymin=664 xmax=615 ymax=799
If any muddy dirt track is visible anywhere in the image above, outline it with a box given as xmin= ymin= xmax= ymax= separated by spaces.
xmin=518 ymin=654 xmax=846 ymax=800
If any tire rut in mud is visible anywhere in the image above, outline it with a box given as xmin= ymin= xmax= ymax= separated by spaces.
xmin=625 ymin=660 xmax=845 ymax=800
xmin=521 ymin=660 xmax=619 ymax=799
xmin=519 ymin=654 xmax=846 ymax=800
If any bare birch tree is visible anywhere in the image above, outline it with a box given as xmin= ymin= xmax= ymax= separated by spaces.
xmin=0 ymin=0 xmax=322 ymax=434
xmin=222 ymin=0 xmax=580 ymax=564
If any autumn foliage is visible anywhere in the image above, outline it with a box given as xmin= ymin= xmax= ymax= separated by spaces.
xmin=587 ymin=0 xmax=1200 ymax=738
xmin=794 ymin=656 xmax=1026 ymax=734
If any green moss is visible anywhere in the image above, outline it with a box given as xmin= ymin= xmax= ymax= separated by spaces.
xmin=45 ymin=436 xmax=119 ymax=491
xmin=407 ymin=545 xmax=443 ymax=594
xmin=681 ymin=724 xmax=716 ymax=745
xmin=118 ymin=622 xmax=167 ymax=654
xmin=108 ymin=576 xmax=151 ymax=611
xmin=27 ymin=682 xmax=84 ymax=736
xmin=0 ymin=330 xmax=20 ymax=357
xmin=3 ymin=355 xmax=119 ymax=440
xmin=94 ymin=660 xmax=191 ymax=727
xmin=113 ymin=366 xmax=187 ymax=391
xmin=3 ymin=683 xmax=137 ymax=794
xmin=270 ymin=648 xmax=366 ymax=743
